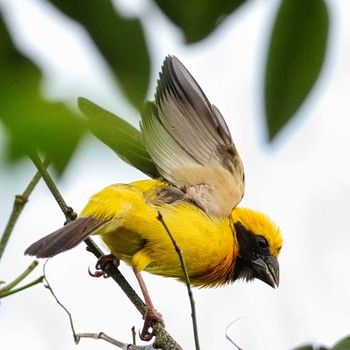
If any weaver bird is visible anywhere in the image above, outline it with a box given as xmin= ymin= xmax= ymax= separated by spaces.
xmin=25 ymin=56 xmax=282 ymax=340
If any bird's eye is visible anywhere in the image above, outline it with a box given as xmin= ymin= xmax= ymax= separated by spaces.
xmin=257 ymin=236 xmax=268 ymax=249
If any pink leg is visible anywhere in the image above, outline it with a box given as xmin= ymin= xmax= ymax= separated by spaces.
xmin=133 ymin=268 xmax=165 ymax=341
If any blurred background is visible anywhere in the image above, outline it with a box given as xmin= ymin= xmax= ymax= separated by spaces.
xmin=1 ymin=0 xmax=350 ymax=349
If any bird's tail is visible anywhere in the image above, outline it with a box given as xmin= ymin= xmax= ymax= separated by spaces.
xmin=25 ymin=217 xmax=107 ymax=258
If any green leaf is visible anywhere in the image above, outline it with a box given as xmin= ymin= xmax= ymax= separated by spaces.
xmin=0 ymin=14 xmax=83 ymax=172
xmin=264 ymin=0 xmax=329 ymax=140
xmin=49 ymin=0 xmax=150 ymax=111
xmin=78 ymin=97 xmax=159 ymax=178
xmin=333 ymin=336 xmax=350 ymax=350
xmin=154 ymin=0 xmax=246 ymax=43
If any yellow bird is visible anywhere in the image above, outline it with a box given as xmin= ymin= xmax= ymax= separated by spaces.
xmin=25 ymin=56 xmax=282 ymax=340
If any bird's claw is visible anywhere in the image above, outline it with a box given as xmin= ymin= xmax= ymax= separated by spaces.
xmin=88 ymin=254 xmax=120 ymax=278
xmin=139 ymin=307 xmax=165 ymax=341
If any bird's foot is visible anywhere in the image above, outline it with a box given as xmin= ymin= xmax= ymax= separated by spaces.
xmin=88 ymin=254 xmax=120 ymax=278
xmin=140 ymin=307 xmax=165 ymax=341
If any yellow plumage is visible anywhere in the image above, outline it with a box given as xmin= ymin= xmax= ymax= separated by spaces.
xmin=86 ymin=180 xmax=237 ymax=287
xmin=62 ymin=179 xmax=281 ymax=288
xmin=231 ymin=207 xmax=282 ymax=259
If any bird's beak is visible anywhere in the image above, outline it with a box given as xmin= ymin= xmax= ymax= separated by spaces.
xmin=252 ymin=255 xmax=279 ymax=288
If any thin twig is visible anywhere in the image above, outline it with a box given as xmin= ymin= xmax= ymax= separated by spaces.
xmin=0 ymin=157 xmax=50 ymax=261
xmin=28 ymin=152 xmax=77 ymax=223
xmin=225 ymin=318 xmax=244 ymax=350
xmin=131 ymin=326 xmax=137 ymax=345
xmin=30 ymin=154 xmax=183 ymax=350
xmin=43 ymin=261 xmax=78 ymax=342
xmin=1 ymin=260 xmax=39 ymax=291
xmin=76 ymin=332 xmax=156 ymax=349
xmin=0 ymin=260 xmax=40 ymax=294
xmin=0 ymin=276 xmax=44 ymax=298
xmin=0 ymin=161 xmax=48 ymax=297
xmin=157 ymin=211 xmax=200 ymax=350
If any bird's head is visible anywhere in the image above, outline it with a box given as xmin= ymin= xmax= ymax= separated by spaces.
xmin=231 ymin=207 xmax=282 ymax=288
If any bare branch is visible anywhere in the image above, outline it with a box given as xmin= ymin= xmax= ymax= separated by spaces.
xmin=76 ymin=332 xmax=157 ymax=349
xmin=28 ymin=152 xmax=77 ymax=223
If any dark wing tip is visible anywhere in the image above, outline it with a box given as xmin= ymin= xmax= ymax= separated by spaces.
xmin=159 ymin=55 xmax=233 ymax=146
xmin=25 ymin=237 xmax=56 ymax=258
xmin=24 ymin=217 xmax=108 ymax=259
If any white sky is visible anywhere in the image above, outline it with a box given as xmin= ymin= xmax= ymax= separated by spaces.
xmin=1 ymin=0 xmax=350 ymax=349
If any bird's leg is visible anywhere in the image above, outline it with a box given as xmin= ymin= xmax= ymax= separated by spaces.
xmin=89 ymin=254 xmax=120 ymax=278
xmin=133 ymin=268 xmax=165 ymax=341
xmin=89 ymin=256 xmax=164 ymax=340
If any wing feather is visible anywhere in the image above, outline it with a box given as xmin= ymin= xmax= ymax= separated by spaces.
xmin=142 ymin=55 xmax=245 ymax=216
xmin=25 ymin=217 xmax=108 ymax=258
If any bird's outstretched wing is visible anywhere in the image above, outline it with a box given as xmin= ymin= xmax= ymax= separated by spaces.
xmin=141 ymin=55 xmax=245 ymax=217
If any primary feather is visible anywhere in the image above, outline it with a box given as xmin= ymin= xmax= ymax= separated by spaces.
xmin=24 ymin=217 xmax=106 ymax=258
